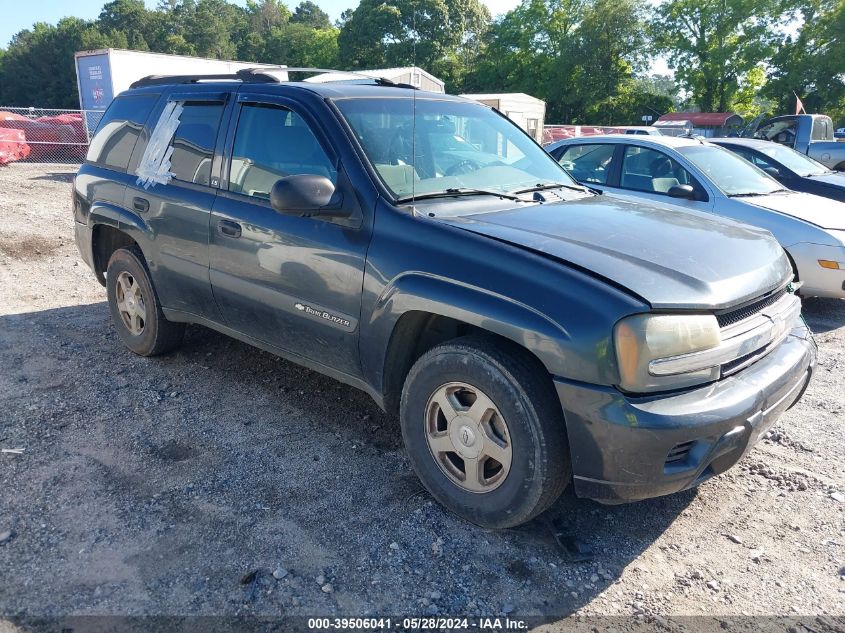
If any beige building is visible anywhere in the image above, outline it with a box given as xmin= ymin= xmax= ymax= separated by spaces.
xmin=461 ymin=93 xmax=547 ymax=143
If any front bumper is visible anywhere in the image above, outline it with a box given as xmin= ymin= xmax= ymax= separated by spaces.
xmin=555 ymin=323 xmax=816 ymax=503
xmin=788 ymin=242 xmax=845 ymax=299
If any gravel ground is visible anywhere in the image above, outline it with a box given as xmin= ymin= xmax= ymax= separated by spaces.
xmin=0 ymin=162 xmax=844 ymax=628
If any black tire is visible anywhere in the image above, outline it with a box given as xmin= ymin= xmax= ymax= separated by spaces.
xmin=400 ymin=336 xmax=571 ymax=528
xmin=106 ymin=246 xmax=184 ymax=356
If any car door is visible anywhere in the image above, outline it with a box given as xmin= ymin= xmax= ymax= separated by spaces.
xmin=125 ymin=89 xmax=229 ymax=320
xmin=601 ymin=144 xmax=714 ymax=213
xmin=208 ymin=92 xmax=370 ymax=376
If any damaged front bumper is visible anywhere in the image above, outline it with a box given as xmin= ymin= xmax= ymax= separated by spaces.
xmin=555 ymin=323 xmax=816 ymax=503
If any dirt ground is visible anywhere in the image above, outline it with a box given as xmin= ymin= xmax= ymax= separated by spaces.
xmin=0 ymin=162 xmax=843 ymax=629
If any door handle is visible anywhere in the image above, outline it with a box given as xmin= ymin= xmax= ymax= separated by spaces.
xmin=132 ymin=197 xmax=150 ymax=213
xmin=217 ymin=219 xmax=242 ymax=238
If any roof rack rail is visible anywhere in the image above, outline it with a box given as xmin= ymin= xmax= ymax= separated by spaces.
xmin=129 ymin=72 xmax=278 ymax=89
xmin=129 ymin=66 xmax=418 ymax=90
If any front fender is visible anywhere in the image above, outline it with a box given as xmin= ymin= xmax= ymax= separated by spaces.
xmin=360 ymin=269 xmax=630 ymax=404
xmin=374 ymin=272 xmax=572 ymax=371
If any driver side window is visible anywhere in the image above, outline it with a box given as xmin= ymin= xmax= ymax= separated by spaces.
xmin=620 ymin=146 xmax=693 ymax=194
xmin=228 ymin=103 xmax=336 ymax=200
xmin=556 ymin=143 xmax=615 ymax=184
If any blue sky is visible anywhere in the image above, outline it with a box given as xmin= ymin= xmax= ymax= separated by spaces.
xmin=1 ymin=0 xmax=523 ymax=48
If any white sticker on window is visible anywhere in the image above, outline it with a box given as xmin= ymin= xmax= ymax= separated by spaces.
xmin=135 ymin=101 xmax=184 ymax=189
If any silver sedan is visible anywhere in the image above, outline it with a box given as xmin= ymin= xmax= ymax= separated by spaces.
xmin=545 ymin=134 xmax=845 ymax=298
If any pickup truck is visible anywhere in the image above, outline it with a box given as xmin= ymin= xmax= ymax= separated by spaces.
xmin=72 ymin=68 xmax=816 ymax=528
xmin=753 ymin=114 xmax=845 ymax=171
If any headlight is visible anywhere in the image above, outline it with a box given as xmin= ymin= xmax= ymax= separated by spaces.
xmin=614 ymin=313 xmax=721 ymax=393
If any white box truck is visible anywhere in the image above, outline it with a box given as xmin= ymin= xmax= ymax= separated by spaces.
xmin=74 ymin=48 xmax=261 ymax=112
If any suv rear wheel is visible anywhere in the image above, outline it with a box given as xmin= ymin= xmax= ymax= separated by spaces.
xmin=106 ymin=247 xmax=184 ymax=356
xmin=400 ymin=336 xmax=570 ymax=528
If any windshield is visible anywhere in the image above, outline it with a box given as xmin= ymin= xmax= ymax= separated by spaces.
xmin=678 ymin=144 xmax=783 ymax=196
xmin=756 ymin=143 xmax=830 ymax=177
xmin=334 ymin=97 xmax=576 ymax=199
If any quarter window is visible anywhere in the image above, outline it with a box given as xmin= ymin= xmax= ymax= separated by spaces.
xmin=86 ymin=95 xmax=157 ymax=170
xmin=620 ymin=146 xmax=693 ymax=194
xmin=556 ymin=143 xmax=615 ymax=184
xmin=168 ymin=102 xmax=224 ymax=186
xmin=228 ymin=103 xmax=336 ymax=200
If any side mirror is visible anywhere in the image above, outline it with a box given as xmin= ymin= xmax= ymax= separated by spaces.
xmin=667 ymin=184 xmax=696 ymax=200
xmin=270 ymin=175 xmax=345 ymax=217
xmin=763 ymin=166 xmax=781 ymax=178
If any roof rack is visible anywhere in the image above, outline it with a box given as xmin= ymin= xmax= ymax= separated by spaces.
xmin=130 ymin=67 xmax=417 ymax=90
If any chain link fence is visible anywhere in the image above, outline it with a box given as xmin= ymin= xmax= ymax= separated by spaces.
xmin=0 ymin=107 xmax=105 ymax=164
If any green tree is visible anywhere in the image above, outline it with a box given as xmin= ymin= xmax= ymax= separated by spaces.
xmin=763 ymin=0 xmax=845 ymax=121
xmin=98 ymin=0 xmax=152 ymax=50
xmin=650 ymin=0 xmax=783 ymax=112
xmin=291 ymin=1 xmax=332 ymax=28
xmin=469 ymin=0 xmax=647 ymax=123
xmin=338 ymin=0 xmax=490 ymax=84
xmin=730 ymin=65 xmax=773 ymax=119
xmin=184 ymin=0 xmax=246 ymax=59
xmin=0 ymin=18 xmax=121 ymax=107
xmin=263 ymin=24 xmax=340 ymax=67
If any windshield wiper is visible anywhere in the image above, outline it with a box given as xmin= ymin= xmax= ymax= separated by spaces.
xmin=729 ymin=189 xmax=789 ymax=198
xmin=514 ymin=182 xmax=589 ymax=194
xmin=396 ymin=188 xmax=527 ymax=203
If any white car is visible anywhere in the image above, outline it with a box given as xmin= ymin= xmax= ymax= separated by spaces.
xmin=546 ymin=134 xmax=845 ymax=298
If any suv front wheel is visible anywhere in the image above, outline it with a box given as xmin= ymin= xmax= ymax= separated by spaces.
xmin=106 ymin=247 xmax=184 ymax=356
xmin=400 ymin=336 xmax=571 ymax=528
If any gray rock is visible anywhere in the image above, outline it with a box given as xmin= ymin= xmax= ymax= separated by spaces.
xmin=724 ymin=534 xmax=742 ymax=544
xmin=429 ymin=590 xmax=441 ymax=600
xmin=0 ymin=530 xmax=12 ymax=545
xmin=316 ymin=574 xmax=326 ymax=585
xmin=706 ymin=580 xmax=720 ymax=592
xmin=272 ymin=567 xmax=289 ymax=580
xmin=502 ymin=603 xmax=515 ymax=614
xmin=389 ymin=542 xmax=400 ymax=550
xmin=830 ymin=492 xmax=845 ymax=503
xmin=321 ymin=583 xmax=333 ymax=593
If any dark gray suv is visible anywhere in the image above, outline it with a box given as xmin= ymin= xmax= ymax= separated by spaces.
xmin=72 ymin=68 xmax=816 ymax=528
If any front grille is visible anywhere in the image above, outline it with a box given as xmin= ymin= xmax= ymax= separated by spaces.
xmin=721 ymin=345 xmax=770 ymax=377
xmin=716 ymin=286 xmax=788 ymax=329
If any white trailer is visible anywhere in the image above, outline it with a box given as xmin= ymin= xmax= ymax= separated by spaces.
xmin=74 ymin=48 xmax=259 ymax=112
xmin=460 ymin=93 xmax=547 ymax=143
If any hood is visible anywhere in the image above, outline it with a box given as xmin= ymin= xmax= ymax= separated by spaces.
xmin=747 ymin=191 xmax=845 ymax=230
xmin=439 ymin=196 xmax=791 ymax=310
xmin=808 ymin=171 xmax=845 ymax=188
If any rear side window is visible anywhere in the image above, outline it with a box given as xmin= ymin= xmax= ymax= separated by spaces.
xmin=86 ymin=95 xmax=157 ymax=170
xmin=812 ymin=117 xmax=832 ymax=141
xmin=168 ymin=102 xmax=224 ymax=186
